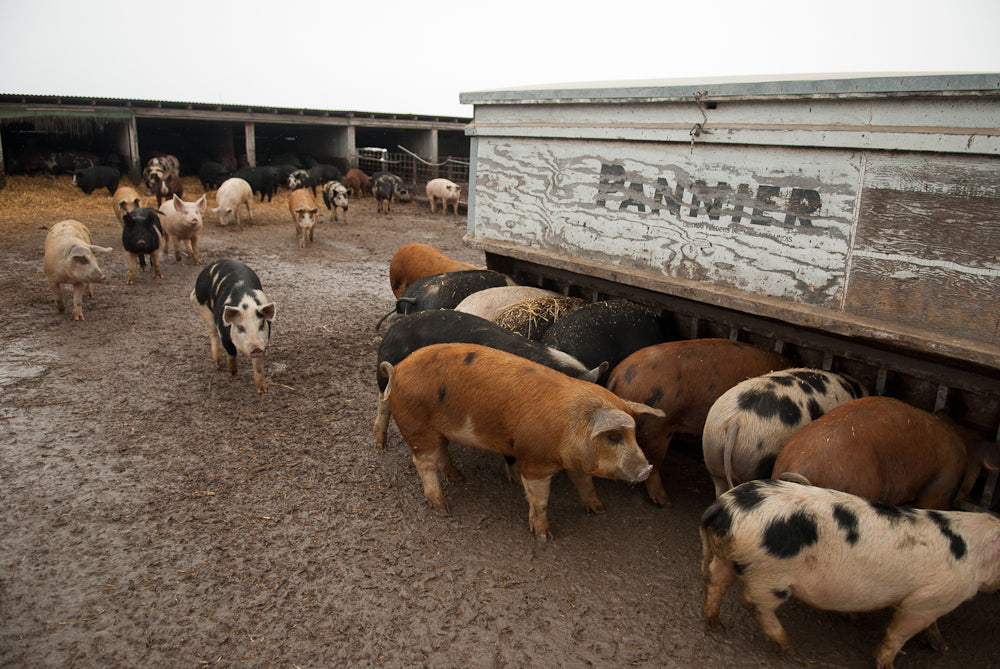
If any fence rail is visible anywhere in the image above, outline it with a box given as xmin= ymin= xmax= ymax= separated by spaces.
xmin=356 ymin=147 xmax=469 ymax=196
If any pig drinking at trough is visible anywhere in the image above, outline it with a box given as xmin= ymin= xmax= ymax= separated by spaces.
xmin=702 ymin=368 xmax=868 ymax=496
xmin=771 ymin=396 xmax=1000 ymax=508
xmin=121 ymin=207 xmax=163 ymax=284
xmin=321 ymin=181 xmax=349 ymax=223
xmin=373 ymin=310 xmax=605 ymax=450
xmin=388 ymin=242 xmax=479 ymax=298
xmin=380 ymin=342 xmax=663 ymax=539
xmin=378 ymin=269 xmax=515 ymax=329
xmin=288 ymin=188 xmax=320 ymax=247
xmin=494 ymin=295 xmax=586 ymax=340
xmin=72 ymin=165 xmax=120 ymax=196
xmin=541 ymin=298 xmax=676 ymax=385
xmin=342 ymin=168 xmax=371 ymax=198
xmin=606 ymin=339 xmax=791 ymax=505
xmin=112 ymin=186 xmax=142 ymax=224
xmin=213 ymin=177 xmax=254 ymax=226
xmin=426 ymin=178 xmax=461 ymax=215
xmin=42 ymin=219 xmax=112 ymax=320
xmin=191 ymin=259 xmax=276 ymax=394
xmin=700 ymin=479 xmax=1000 ymax=669
xmin=158 ymin=194 xmax=207 ymax=264
xmin=454 ymin=286 xmax=562 ymax=322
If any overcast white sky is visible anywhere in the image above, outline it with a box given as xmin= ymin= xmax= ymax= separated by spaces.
xmin=2 ymin=0 xmax=998 ymax=118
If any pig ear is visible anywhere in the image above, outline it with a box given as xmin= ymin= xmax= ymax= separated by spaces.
xmin=88 ymin=244 xmax=113 ymax=254
xmin=173 ymin=195 xmax=185 ymax=212
xmin=196 ymin=195 xmax=207 ymax=212
xmin=590 ymin=408 xmax=635 ymax=440
xmin=624 ymin=400 xmax=666 ymax=419
xmin=223 ymin=305 xmax=243 ymax=325
xmin=259 ymin=303 xmax=276 ymax=321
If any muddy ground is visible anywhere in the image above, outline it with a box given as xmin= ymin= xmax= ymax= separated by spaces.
xmin=1 ymin=174 xmax=997 ymax=668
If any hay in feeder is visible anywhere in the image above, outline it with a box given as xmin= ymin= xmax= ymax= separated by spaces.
xmin=494 ymin=295 xmax=586 ymax=340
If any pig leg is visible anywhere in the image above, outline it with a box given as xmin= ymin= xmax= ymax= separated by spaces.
xmin=71 ymin=283 xmax=87 ymax=320
xmin=126 ymin=252 xmax=139 ymax=284
xmin=196 ymin=305 xmax=225 ymax=366
xmin=701 ymin=555 xmax=738 ymax=630
xmin=740 ymin=583 xmax=791 ymax=652
xmin=188 ymin=236 xmax=201 ymax=265
xmin=565 ymin=471 xmax=605 ymax=514
xmin=245 ymin=201 xmax=254 ymax=222
xmin=876 ymin=598 xmax=955 ymax=669
xmin=173 ymin=238 xmax=184 ymax=261
xmin=49 ymin=280 xmax=66 ymax=313
xmin=308 ymin=227 xmax=314 ymax=245
xmin=521 ymin=476 xmax=554 ymax=539
xmin=411 ymin=437 xmax=452 ymax=511
xmin=227 ymin=354 xmax=239 ymax=376
xmin=251 ymin=357 xmax=266 ymax=394
xmin=643 ymin=434 xmax=674 ymax=506
xmin=149 ymin=250 xmax=163 ymax=279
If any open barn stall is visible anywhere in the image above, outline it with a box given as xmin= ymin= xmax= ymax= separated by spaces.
xmin=461 ymin=73 xmax=1000 ymax=511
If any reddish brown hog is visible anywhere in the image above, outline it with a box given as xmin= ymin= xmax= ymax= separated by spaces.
xmin=606 ymin=339 xmax=792 ymax=505
xmin=388 ymin=242 xmax=479 ymax=298
xmin=381 ymin=342 xmax=664 ymax=539
xmin=772 ymin=396 xmax=1000 ymax=508
xmin=111 ymin=186 xmax=142 ymax=224
xmin=288 ymin=188 xmax=320 ymax=247
xmin=342 ymin=168 xmax=371 ymax=198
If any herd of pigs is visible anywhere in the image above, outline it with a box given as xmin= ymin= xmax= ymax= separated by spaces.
xmin=38 ymin=155 xmax=1000 ymax=668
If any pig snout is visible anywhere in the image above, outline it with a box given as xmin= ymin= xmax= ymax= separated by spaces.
xmin=250 ymin=348 xmax=265 ymax=359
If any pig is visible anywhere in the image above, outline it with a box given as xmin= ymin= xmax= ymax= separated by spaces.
xmin=156 ymin=171 xmax=184 ymax=207
xmin=233 ymin=166 xmax=275 ymax=202
xmin=191 ymin=258 xmax=276 ymax=394
xmin=308 ymin=163 xmax=342 ymax=193
xmin=541 ymin=298 xmax=677 ymax=384
xmin=142 ymin=154 xmax=180 ymax=196
xmin=700 ymin=479 xmax=1000 ymax=669
xmin=701 ymin=368 xmax=868 ymax=497
xmin=372 ymin=172 xmax=410 ymax=214
xmin=42 ymin=219 xmax=113 ymax=320
xmin=426 ymin=178 xmax=461 ymax=215
xmin=72 ymin=165 xmax=120 ymax=196
xmin=212 ymin=177 xmax=254 ymax=226
xmin=288 ymin=188 xmax=320 ymax=247
xmin=494 ymin=295 xmax=587 ymax=340
xmin=111 ymin=186 xmax=142 ymax=224
xmin=377 ymin=269 xmax=516 ymax=329
xmin=270 ymin=163 xmax=298 ymax=189
xmin=45 ymin=151 xmax=96 ymax=179
xmin=198 ymin=160 xmax=231 ymax=190
xmin=121 ymin=207 xmax=164 ymax=284
xmin=287 ymin=169 xmax=311 ymax=191
xmin=454 ymin=285 xmax=562 ymax=322
xmin=388 ymin=242 xmax=479 ymax=298
xmin=373 ymin=310 xmax=606 ymax=449
xmin=606 ymin=339 xmax=791 ymax=505
xmin=158 ymin=194 xmax=207 ymax=264
xmin=321 ymin=181 xmax=349 ymax=223
xmin=342 ymin=168 xmax=371 ymax=198
xmin=380 ymin=342 xmax=664 ymax=538
xmin=772 ymin=396 xmax=1000 ymax=509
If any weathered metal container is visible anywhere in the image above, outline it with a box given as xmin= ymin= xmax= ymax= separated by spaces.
xmin=460 ymin=73 xmax=1000 ymax=508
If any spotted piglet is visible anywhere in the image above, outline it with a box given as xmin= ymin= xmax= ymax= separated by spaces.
xmin=701 ymin=368 xmax=868 ymax=497
xmin=700 ymin=479 xmax=1000 ymax=669
xmin=191 ymin=259 xmax=276 ymax=393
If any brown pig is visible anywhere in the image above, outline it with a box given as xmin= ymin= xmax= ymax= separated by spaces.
xmin=772 ymin=396 xmax=1000 ymax=509
xmin=111 ymin=185 xmax=142 ymax=224
xmin=288 ymin=188 xmax=320 ymax=247
xmin=606 ymin=339 xmax=792 ymax=505
xmin=43 ymin=219 xmax=113 ymax=320
xmin=380 ymin=342 xmax=664 ymax=539
xmin=388 ymin=242 xmax=479 ymax=298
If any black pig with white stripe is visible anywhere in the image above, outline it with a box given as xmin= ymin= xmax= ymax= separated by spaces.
xmin=700 ymin=479 xmax=1000 ymax=669
xmin=191 ymin=259 xmax=276 ymax=393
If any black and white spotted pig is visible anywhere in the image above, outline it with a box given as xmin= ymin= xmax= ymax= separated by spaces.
xmin=700 ymin=479 xmax=1000 ymax=669
xmin=701 ymin=368 xmax=868 ymax=497
xmin=191 ymin=259 xmax=276 ymax=393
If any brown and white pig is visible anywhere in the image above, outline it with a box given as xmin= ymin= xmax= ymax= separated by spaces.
xmin=288 ymin=188 xmax=319 ymax=247
xmin=701 ymin=479 xmax=1000 ymax=669
xmin=771 ymin=396 xmax=1000 ymax=509
xmin=426 ymin=178 xmax=461 ymax=215
xmin=43 ymin=219 xmax=113 ymax=320
xmin=380 ymin=342 xmax=664 ymax=539
xmin=702 ymin=368 xmax=868 ymax=497
xmin=606 ymin=339 xmax=792 ymax=505
xmin=111 ymin=185 xmax=142 ymax=224
xmin=158 ymin=194 xmax=207 ymax=264
xmin=191 ymin=259 xmax=276 ymax=394
xmin=388 ymin=242 xmax=479 ymax=298
xmin=212 ymin=177 xmax=254 ymax=226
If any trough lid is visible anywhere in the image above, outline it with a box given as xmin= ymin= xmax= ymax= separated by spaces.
xmin=460 ymin=72 xmax=1000 ymax=104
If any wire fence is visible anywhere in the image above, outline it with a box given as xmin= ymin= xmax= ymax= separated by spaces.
xmin=356 ymin=147 xmax=470 ymax=196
